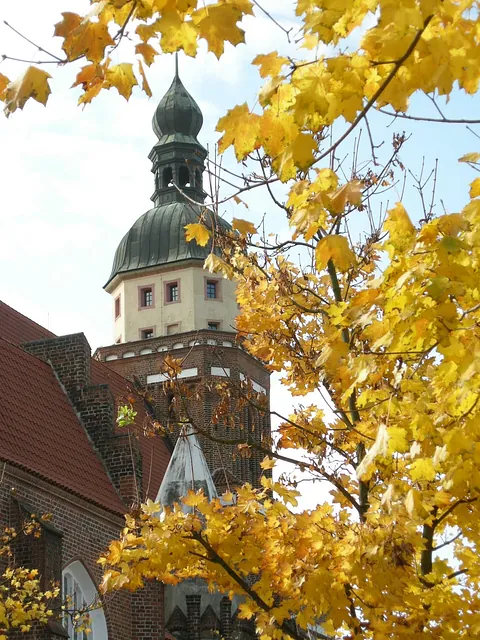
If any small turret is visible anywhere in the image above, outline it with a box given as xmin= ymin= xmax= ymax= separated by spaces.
xmin=155 ymin=425 xmax=218 ymax=511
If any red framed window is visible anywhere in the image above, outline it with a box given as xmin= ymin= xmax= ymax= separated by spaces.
xmin=139 ymin=285 xmax=155 ymax=309
xmin=114 ymin=295 xmax=121 ymax=319
xmin=164 ymin=279 xmax=180 ymax=304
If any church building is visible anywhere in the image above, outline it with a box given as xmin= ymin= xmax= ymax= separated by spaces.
xmin=0 ymin=65 xmax=270 ymax=639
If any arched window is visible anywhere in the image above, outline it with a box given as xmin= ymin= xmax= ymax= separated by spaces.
xmin=179 ymin=165 xmax=190 ymax=187
xmin=195 ymin=169 xmax=202 ymax=188
xmin=63 ymin=561 xmax=108 ymax=640
xmin=163 ymin=167 xmax=173 ymax=188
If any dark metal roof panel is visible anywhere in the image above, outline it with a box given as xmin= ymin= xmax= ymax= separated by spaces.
xmin=106 ymin=202 xmax=230 ymax=287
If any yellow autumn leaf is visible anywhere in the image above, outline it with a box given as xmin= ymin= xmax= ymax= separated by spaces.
xmin=469 ymin=177 xmax=480 ymax=198
xmin=217 ymin=103 xmax=261 ymax=160
xmin=62 ymin=20 xmax=115 ymax=63
xmin=316 ymin=235 xmax=356 ymax=272
xmin=184 ymin=223 xmax=211 ymax=247
xmin=260 ymin=456 xmax=276 ymax=469
xmin=233 ymin=195 xmax=249 ymax=208
xmin=291 ymin=133 xmax=316 ymax=170
xmin=232 ymin=218 xmax=256 ymax=236
xmin=328 ymin=180 xmax=363 ymax=213
xmin=106 ymin=63 xmax=138 ymax=100
xmin=71 ymin=63 xmax=104 ymax=89
xmin=78 ymin=80 xmax=104 ymax=106
xmin=3 ymin=67 xmax=52 ymax=116
xmin=135 ymin=42 xmax=159 ymax=67
xmin=409 ymin=458 xmax=436 ymax=482
xmin=138 ymin=60 xmax=152 ymax=98
xmin=183 ymin=490 xmax=207 ymax=507
xmin=252 ymin=51 xmax=290 ymax=77
xmin=155 ymin=11 xmax=198 ymax=56
xmin=53 ymin=11 xmax=82 ymax=38
xmin=193 ymin=4 xmax=246 ymax=58
xmin=458 ymin=152 xmax=480 ymax=164
xmin=204 ymin=253 xmax=234 ymax=279
xmin=383 ymin=202 xmax=415 ymax=250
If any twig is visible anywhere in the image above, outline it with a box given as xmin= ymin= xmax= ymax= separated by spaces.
xmin=1 ymin=54 xmax=60 ymax=64
xmin=4 ymin=20 xmax=63 ymax=62
xmin=377 ymin=108 xmax=480 ymax=124
xmin=251 ymin=0 xmax=292 ymax=41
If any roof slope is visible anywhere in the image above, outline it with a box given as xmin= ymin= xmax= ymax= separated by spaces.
xmin=0 ymin=300 xmax=170 ymax=510
xmin=0 ymin=337 xmax=125 ymax=514
xmin=0 ymin=301 xmax=55 ymax=344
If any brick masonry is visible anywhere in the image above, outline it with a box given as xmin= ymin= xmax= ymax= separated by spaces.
xmin=1 ymin=464 xmax=164 ymax=640
xmin=95 ymin=329 xmax=272 ymax=488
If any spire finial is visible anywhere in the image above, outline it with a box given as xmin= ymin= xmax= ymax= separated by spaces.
xmin=175 ymin=51 xmax=179 ymax=77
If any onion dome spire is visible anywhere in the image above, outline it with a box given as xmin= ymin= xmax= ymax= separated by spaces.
xmin=152 ymin=54 xmax=204 ymax=143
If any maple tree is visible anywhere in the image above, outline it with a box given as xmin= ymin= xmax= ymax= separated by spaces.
xmin=4 ymin=0 xmax=480 ymax=638
xmin=0 ymin=518 xmax=58 ymax=638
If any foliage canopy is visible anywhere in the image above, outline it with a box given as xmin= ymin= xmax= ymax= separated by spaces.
xmin=4 ymin=0 xmax=480 ymax=638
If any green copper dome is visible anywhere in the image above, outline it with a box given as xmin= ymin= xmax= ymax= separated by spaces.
xmin=105 ymin=203 xmax=229 ymax=287
xmin=152 ymin=73 xmax=203 ymax=144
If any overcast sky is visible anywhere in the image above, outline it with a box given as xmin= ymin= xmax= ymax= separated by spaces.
xmin=1 ymin=1 xmax=479 ymax=509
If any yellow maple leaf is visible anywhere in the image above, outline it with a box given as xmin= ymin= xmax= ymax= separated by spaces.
xmin=260 ymin=456 xmax=276 ymax=470
xmin=204 ymin=253 xmax=234 ymax=279
xmin=383 ymin=202 xmax=415 ymax=250
xmin=155 ymin=11 xmax=198 ymax=56
xmin=138 ymin=60 xmax=152 ymax=97
xmin=316 ymin=235 xmax=356 ymax=272
xmin=183 ymin=490 xmax=206 ymax=507
xmin=193 ymin=4 xmax=245 ymax=58
xmin=78 ymin=80 xmax=104 ymax=106
xmin=252 ymin=51 xmax=290 ymax=77
xmin=458 ymin=152 xmax=480 ymax=164
xmin=135 ymin=42 xmax=159 ymax=67
xmin=328 ymin=180 xmax=363 ymax=213
xmin=469 ymin=177 xmax=480 ymax=198
xmin=232 ymin=218 xmax=256 ymax=236
xmin=217 ymin=103 xmax=261 ymax=160
xmin=63 ymin=20 xmax=115 ymax=63
xmin=71 ymin=63 xmax=104 ymax=89
xmin=291 ymin=133 xmax=316 ymax=170
xmin=106 ymin=63 xmax=138 ymax=100
xmin=3 ymin=67 xmax=52 ymax=116
xmin=409 ymin=458 xmax=436 ymax=482
xmin=185 ymin=223 xmax=211 ymax=247
xmin=53 ymin=12 xmax=82 ymax=38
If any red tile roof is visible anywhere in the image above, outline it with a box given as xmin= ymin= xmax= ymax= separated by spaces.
xmin=0 ymin=336 xmax=125 ymax=514
xmin=0 ymin=301 xmax=55 ymax=344
xmin=0 ymin=300 xmax=170 ymax=511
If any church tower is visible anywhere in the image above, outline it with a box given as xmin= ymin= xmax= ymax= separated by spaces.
xmin=95 ymin=64 xmax=270 ymax=490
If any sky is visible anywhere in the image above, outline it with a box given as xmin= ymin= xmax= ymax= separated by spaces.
xmin=1 ymin=0 xmax=479 ymax=509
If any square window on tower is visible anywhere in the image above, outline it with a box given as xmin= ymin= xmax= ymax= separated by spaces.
xmin=166 ymin=281 xmax=179 ymax=303
xmin=206 ymin=280 xmax=218 ymax=299
xmin=140 ymin=286 xmax=154 ymax=308
xmin=208 ymin=321 xmax=220 ymax=331
xmin=141 ymin=328 xmax=154 ymax=340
